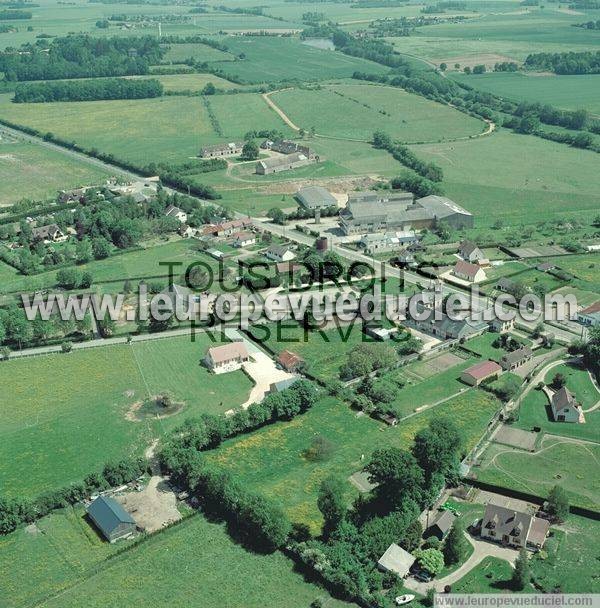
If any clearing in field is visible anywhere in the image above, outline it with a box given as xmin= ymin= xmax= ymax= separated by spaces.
xmin=207 ymin=391 xmax=500 ymax=532
xmin=413 ymin=130 xmax=600 ymax=226
xmin=270 ymin=84 xmax=486 ymax=143
xmin=0 ymin=140 xmax=110 ymax=206
xmin=473 ymin=434 xmax=600 ymax=511
xmin=0 ymin=334 xmax=253 ymax=498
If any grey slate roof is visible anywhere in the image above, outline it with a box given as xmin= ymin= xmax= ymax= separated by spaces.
xmin=416 ymin=195 xmax=472 ymax=219
xmin=501 ymin=346 xmax=532 ymax=366
xmin=296 ymin=186 xmax=337 ymax=208
xmin=430 ymin=509 xmax=456 ymax=535
xmin=482 ymin=503 xmax=531 ymax=539
xmin=87 ymin=496 xmax=135 ymax=536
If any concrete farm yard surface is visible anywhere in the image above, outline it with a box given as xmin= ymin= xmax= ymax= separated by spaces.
xmin=0 ymin=335 xmax=253 ymax=498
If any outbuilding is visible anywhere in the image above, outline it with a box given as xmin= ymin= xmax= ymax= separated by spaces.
xmin=87 ymin=496 xmax=136 ymax=543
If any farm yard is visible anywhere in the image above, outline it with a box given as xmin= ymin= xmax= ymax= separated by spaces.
xmin=0 ymin=140 xmax=110 ymax=206
xmin=269 ymin=84 xmax=486 ymax=143
xmin=0 ymin=334 xmax=253 ymax=498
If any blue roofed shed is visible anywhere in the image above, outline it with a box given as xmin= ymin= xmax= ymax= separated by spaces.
xmin=87 ymin=496 xmax=137 ymax=543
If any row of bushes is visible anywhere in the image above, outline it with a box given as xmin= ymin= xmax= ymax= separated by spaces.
xmin=0 ymin=457 xmax=147 ymax=534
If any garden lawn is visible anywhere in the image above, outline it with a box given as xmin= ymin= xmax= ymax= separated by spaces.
xmin=207 ymin=391 xmax=500 ymax=533
xmin=544 ymin=362 xmax=599 ymax=411
xmin=515 ymin=386 xmax=600 ymax=443
xmin=463 ymin=332 xmax=530 ymax=362
xmin=546 ymin=253 xmax=600 ymax=284
xmin=413 ymin=131 xmax=600 ymax=227
xmin=36 ymin=514 xmax=354 ymax=608
xmin=475 ymin=434 xmax=600 ymax=511
xmin=0 ymin=141 xmax=110 ymax=206
xmin=0 ymin=334 xmax=253 ymax=498
xmin=270 ymin=84 xmax=485 ymax=143
xmin=451 ymin=557 xmax=516 ymax=593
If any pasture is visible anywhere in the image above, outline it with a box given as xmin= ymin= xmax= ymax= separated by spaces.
xmin=0 ymin=140 xmax=110 ymax=206
xmin=475 ymin=434 xmax=600 ymax=510
xmin=204 ymin=36 xmax=389 ymax=83
xmin=546 ymin=253 xmax=600 ymax=284
xmin=413 ymin=130 xmax=600 ymax=226
xmin=270 ymin=84 xmax=486 ymax=143
xmin=163 ymin=42 xmax=236 ymax=64
xmin=33 ymin=514 xmax=352 ymax=608
xmin=0 ymin=334 xmax=253 ymax=498
xmin=451 ymin=72 xmax=600 ymax=115
xmin=208 ymin=391 xmax=500 ymax=532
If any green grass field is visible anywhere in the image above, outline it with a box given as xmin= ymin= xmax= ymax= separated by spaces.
xmin=164 ymin=42 xmax=236 ymax=64
xmin=207 ymin=391 xmax=500 ymax=532
xmin=547 ymin=253 xmax=600 ymax=284
xmin=204 ymin=36 xmax=390 ymax=83
xmin=1 ymin=509 xmax=353 ymax=608
xmin=0 ymin=334 xmax=253 ymax=498
xmin=270 ymin=84 xmax=485 ymax=142
xmin=451 ymin=72 xmax=600 ymax=115
xmin=476 ymin=434 xmax=600 ymax=510
xmin=0 ymin=140 xmax=110 ymax=206
xmin=413 ymin=130 xmax=600 ymax=226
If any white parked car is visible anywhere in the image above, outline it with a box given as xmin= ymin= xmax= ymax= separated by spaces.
xmin=395 ymin=594 xmax=415 ymax=605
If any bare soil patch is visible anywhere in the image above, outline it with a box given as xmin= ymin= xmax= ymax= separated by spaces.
xmin=125 ymin=396 xmax=185 ymax=422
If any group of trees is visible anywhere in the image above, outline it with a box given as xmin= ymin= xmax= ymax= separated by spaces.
xmin=0 ymin=456 xmax=146 ymax=534
xmin=574 ymin=19 xmax=600 ymax=30
xmin=0 ymin=9 xmax=31 ymax=19
xmin=0 ymin=35 xmax=164 ymax=81
xmin=570 ymin=326 xmax=600 ymax=377
xmin=390 ymin=172 xmax=444 ymax=198
xmin=373 ymin=131 xmax=443 ymax=182
xmin=524 ymin=50 xmax=600 ymax=75
xmin=330 ymin=28 xmax=410 ymax=69
xmin=292 ymin=418 xmax=464 ymax=607
xmin=339 ymin=343 xmax=398 ymax=380
xmin=13 ymin=77 xmax=163 ymax=103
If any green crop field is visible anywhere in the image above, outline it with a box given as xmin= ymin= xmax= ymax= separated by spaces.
xmin=413 ymin=130 xmax=600 ymax=226
xmin=204 ymin=36 xmax=390 ymax=83
xmin=0 ymin=140 xmax=110 ymax=206
xmin=208 ymin=391 xmax=500 ymax=532
xmin=0 ymin=334 xmax=253 ymax=498
xmin=133 ymin=73 xmax=240 ymax=92
xmin=451 ymin=73 xmax=600 ymax=116
xmin=28 ymin=514 xmax=353 ymax=608
xmin=270 ymin=84 xmax=486 ymax=143
xmin=476 ymin=434 xmax=600 ymax=510
xmin=164 ymin=42 xmax=236 ymax=64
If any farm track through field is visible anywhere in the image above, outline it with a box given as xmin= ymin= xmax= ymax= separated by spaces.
xmin=262 ymin=87 xmax=495 ymax=145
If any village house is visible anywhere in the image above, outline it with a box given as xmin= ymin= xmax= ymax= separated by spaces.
xmin=178 ymin=224 xmax=196 ymax=238
xmin=58 ymin=186 xmax=90 ymax=204
xmin=231 ymin=231 xmax=256 ymax=248
xmin=295 ymin=185 xmax=338 ymax=210
xmin=452 ymin=260 xmax=487 ymax=283
xmin=278 ymin=350 xmax=305 ymax=372
xmin=500 ymin=346 xmax=533 ymax=371
xmin=164 ymin=205 xmax=188 ymax=224
xmin=577 ymin=301 xmax=600 ymax=327
xmin=216 ymin=218 xmax=253 ymax=237
xmin=360 ymin=231 xmax=418 ymax=255
xmin=490 ymin=317 xmax=515 ymax=333
xmin=265 ymin=244 xmax=296 ymax=262
xmin=424 ymin=510 xmax=456 ymax=541
xmin=31 ymin=224 xmax=68 ymax=244
xmin=480 ymin=503 xmax=550 ymax=550
xmin=551 ymin=387 xmax=585 ymax=423
xmin=200 ymin=141 xmax=243 ymax=158
xmin=87 ymin=496 xmax=137 ymax=543
xmin=405 ymin=302 xmax=488 ymax=341
xmin=269 ymin=377 xmax=299 ymax=394
xmin=204 ymin=342 xmax=250 ymax=374
xmin=461 ymin=360 xmax=503 ymax=386
xmin=107 ymin=177 xmax=159 ymax=203
xmin=496 ymin=277 xmax=516 ymax=293
xmin=377 ymin=543 xmax=416 ymax=578
xmin=459 ymin=240 xmax=485 ymax=263
xmin=265 ymin=139 xmax=314 ymax=157
xmin=256 ymin=152 xmax=313 ymax=175
xmin=340 ymin=193 xmax=473 ymax=235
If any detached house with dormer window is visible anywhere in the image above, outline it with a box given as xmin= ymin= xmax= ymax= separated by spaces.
xmin=481 ymin=503 xmax=549 ymax=550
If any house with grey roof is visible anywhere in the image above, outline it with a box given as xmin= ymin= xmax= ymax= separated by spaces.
xmin=360 ymin=231 xmax=418 ymax=254
xmin=164 ymin=205 xmax=188 ymax=224
xmin=459 ymin=240 xmax=485 ymax=263
xmin=500 ymin=346 xmax=532 ymax=371
xmin=31 ymin=224 xmax=67 ymax=244
xmin=296 ymin=185 xmax=337 ymax=209
xmin=200 ymin=141 xmax=243 ymax=158
xmin=425 ymin=510 xmax=456 ymax=541
xmin=266 ymin=244 xmax=296 ymax=262
xmin=551 ymin=387 xmax=584 ymax=423
xmin=87 ymin=496 xmax=136 ymax=542
xmin=480 ymin=503 xmax=549 ymax=550
xmin=339 ymin=192 xmax=473 ymax=235
xmin=404 ymin=302 xmax=487 ymax=341
xmin=377 ymin=543 xmax=416 ymax=578
xmin=256 ymin=152 xmax=313 ymax=175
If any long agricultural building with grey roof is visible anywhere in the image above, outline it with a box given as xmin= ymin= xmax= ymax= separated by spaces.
xmin=339 ymin=192 xmax=473 ymax=235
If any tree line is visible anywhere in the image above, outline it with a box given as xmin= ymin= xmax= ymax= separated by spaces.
xmin=13 ymin=77 xmax=163 ymax=103
xmin=0 ymin=35 xmax=164 ymax=81
xmin=524 ymin=51 xmax=600 ymax=74
xmin=0 ymin=9 xmax=31 ymax=18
